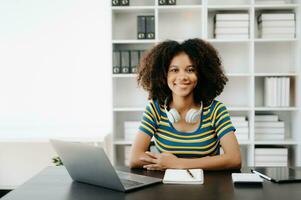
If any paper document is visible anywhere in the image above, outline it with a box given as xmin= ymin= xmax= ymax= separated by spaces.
xmin=163 ymin=169 xmax=204 ymax=184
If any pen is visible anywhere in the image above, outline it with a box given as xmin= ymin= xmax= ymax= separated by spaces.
xmin=186 ymin=169 xmax=195 ymax=178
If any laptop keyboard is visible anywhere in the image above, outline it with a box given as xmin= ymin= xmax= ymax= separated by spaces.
xmin=120 ymin=179 xmax=144 ymax=188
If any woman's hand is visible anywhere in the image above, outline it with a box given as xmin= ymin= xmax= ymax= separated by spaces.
xmin=140 ymin=151 xmax=180 ymax=170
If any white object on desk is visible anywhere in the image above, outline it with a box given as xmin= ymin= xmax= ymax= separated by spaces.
xmin=232 ymin=173 xmax=263 ymax=183
xmin=163 ymin=169 xmax=204 ymax=184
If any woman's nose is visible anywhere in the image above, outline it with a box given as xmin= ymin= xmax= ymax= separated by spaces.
xmin=178 ymin=71 xmax=188 ymax=80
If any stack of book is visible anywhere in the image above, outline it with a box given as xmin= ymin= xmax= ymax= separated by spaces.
xmin=255 ymin=114 xmax=285 ymax=140
xmin=264 ymin=77 xmax=290 ymax=107
xmin=255 ymin=147 xmax=288 ymax=166
xmin=231 ymin=116 xmax=249 ymax=141
xmin=258 ymin=12 xmax=295 ymax=38
xmin=214 ymin=13 xmax=249 ymax=39
xmin=124 ymin=121 xmax=140 ymax=141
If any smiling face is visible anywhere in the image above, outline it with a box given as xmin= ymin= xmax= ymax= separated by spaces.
xmin=167 ymin=52 xmax=198 ymax=99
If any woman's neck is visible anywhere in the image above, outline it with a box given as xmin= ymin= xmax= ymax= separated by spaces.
xmin=170 ymin=94 xmax=195 ymax=113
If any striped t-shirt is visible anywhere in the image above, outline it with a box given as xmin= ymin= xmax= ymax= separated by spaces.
xmin=139 ymin=99 xmax=236 ymax=158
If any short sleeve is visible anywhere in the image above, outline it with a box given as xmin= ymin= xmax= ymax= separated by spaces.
xmin=213 ymin=102 xmax=236 ymax=140
xmin=138 ymin=100 xmax=160 ymax=137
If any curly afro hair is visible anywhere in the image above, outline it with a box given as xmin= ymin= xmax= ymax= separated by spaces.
xmin=137 ymin=38 xmax=228 ymax=107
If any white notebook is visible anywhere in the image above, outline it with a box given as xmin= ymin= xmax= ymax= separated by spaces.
xmin=163 ymin=169 xmax=204 ymax=184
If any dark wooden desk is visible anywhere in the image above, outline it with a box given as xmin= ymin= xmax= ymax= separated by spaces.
xmin=2 ymin=166 xmax=301 ymax=200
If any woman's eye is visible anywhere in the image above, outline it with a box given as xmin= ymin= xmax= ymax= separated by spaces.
xmin=170 ymin=68 xmax=178 ymax=72
xmin=187 ymin=68 xmax=195 ymax=73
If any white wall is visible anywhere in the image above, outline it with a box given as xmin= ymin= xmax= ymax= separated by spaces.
xmin=0 ymin=0 xmax=111 ymax=188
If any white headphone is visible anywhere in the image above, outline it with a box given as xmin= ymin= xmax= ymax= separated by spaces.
xmin=164 ymin=98 xmax=203 ymax=124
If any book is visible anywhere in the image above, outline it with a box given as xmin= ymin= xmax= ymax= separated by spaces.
xmin=215 ymin=27 xmax=249 ymax=34
xmin=261 ymin=33 xmax=295 ymax=38
xmin=258 ymin=13 xmax=295 ymax=21
xmin=255 ymin=155 xmax=287 ymax=162
xmin=255 ymin=121 xmax=284 ymax=128
xmin=255 ymin=148 xmax=288 ymax=155
xmin=215 ymin=13 xmax=249 ymax=21
xmin=259 ymin=20 xmax=295 ymax=27
xmin=255 ymin=134 xmax=284 ymax=140
xmin=256 ymin=0 xmax=288 ymax=4
xmin=285 ymin=77 xmax=290 ymax=106
xmin=255 ymin=127 xmax=285 ymax=134
xmin=255 ymin=115 xmax=279 ymax=122
xmin=255 ymin=162 xmax=287 ymax=167
xmin=215 ymin=21 xmax=249 ymax=27
xmin=261 ymin=27 xmax=295 ymax=34
xmin=163 ymin=169 xmax=204 ymax=184
xmin=215 ymin=34 xmax=249 ymax=39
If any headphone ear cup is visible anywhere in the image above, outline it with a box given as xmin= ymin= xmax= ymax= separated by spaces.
xmin=185 ymin=109 xmax=199 ymax=123
xmin=168 ymin=108 xmax=181 ymax=123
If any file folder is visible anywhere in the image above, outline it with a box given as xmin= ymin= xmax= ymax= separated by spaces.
xmin=168 ymin=0 xmax=176 ymax=5
xmin=120 ymin=0 xmax=129 ymax=6
xmin=146 ymin=16 xmax=155 ymax=39
xmin=112 ymin=0 xmax=120 ymax=6
xmin=130 ymin=50 xmax=139 ymax=74
xmin=137 ymin=16 xmax=146 ymax=39
xmin=159 ymin=0 xmax=168 ymax=5
xmin=121 ymin=51 xmax=130 ymax=73
xmin=113 ymin=51 xmax=121 ymax=74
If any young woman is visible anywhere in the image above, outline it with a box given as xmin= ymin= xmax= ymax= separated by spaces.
xmin=129 ymin=38 xmax=241 ymax=170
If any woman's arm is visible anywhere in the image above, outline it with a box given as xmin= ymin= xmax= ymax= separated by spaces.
xmin=129 ymin=131 xmax=153 ymax=168
xmin=141 ymin=131 xmax=241 ymax=170
xmin=175 ymin=131 xmax=241 ymax=170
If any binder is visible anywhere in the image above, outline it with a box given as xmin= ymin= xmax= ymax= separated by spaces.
xmin=146 ymin=16 xmax=155 ymax=39
xmin=130 ymin=50 xmax=139 ymax=74
xmin=120 ymin=0 xmax=129 ymax=6
xmin=159 ymin=0 xmax=168 ymax=5
xmin=121 ymin=51 xmax=130 ymax=73
xmin=112 ymin=0 xmax=120 ymax=6
xmin=168 ymin=0 xmax=176 ymax=5
xmin=113 ymin=51 xmax=121 ymax=74
xmin=137 ymin=16 xmax=146 ymax=39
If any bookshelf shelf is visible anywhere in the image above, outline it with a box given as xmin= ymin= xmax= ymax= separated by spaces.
xmin=112 ymin=6 xmax=155 ymax=13
xmin=111 ymin=0 xmax=301 ymax=167
xmin=112 ymin=40 xmax=156 ymax=44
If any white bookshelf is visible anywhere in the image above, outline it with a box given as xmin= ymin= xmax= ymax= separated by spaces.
xmin=111 ymin=0 xmax=301 ymax=167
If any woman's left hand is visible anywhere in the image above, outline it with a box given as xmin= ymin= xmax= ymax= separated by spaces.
xmin=140 ymin=151 xmax=180 ymax=170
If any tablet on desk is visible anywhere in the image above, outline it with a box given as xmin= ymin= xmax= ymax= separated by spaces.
xmin=251 ymin=167 xmax=301 ymax=183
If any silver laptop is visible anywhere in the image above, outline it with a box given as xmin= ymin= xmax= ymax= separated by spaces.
xmin=50 ymin=139 xmax=162 ymax=192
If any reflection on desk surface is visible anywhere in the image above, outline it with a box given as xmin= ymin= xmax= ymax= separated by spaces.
xmin=2 ymin=167 xmax=301 ymax=200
